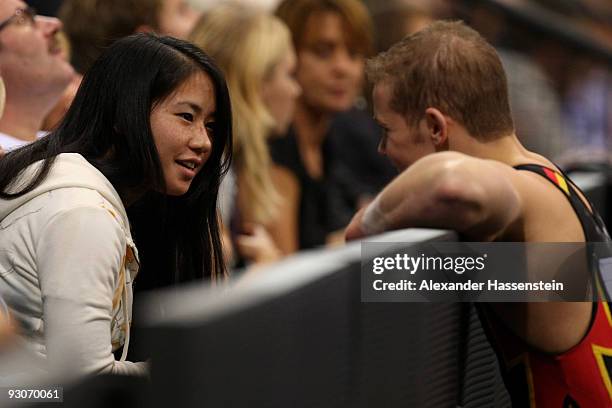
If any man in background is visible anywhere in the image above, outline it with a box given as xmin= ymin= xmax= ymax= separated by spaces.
xmin=60 ymin=0 xmax=201 ymax=75
xmin=0 ymin=0 xmax=74 ymax=151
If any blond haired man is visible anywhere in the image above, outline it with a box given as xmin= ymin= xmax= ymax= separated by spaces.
xmin=347 ymin=21 xmax=612 ymax=407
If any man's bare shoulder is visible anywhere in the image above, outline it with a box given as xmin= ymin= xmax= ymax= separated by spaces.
xmin=427 ymin=152 xmax=583 ymax=242
xmin=439 ymin=152 xmax=560 ymax=199
xmin=423 ymin=152 xmax=551 ymax=195
xmin=489 ymin=159 xmax=584 ymax=242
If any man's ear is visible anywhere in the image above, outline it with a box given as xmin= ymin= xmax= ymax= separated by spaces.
xmin=424 ymin=107 xmax=448 ymax=147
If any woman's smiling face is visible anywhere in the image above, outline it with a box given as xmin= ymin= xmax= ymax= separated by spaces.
xmin=150 ymin=71 xmax=216 ymax=196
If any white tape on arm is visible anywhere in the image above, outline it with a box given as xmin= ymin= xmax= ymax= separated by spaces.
xmin=360 ymin=197 xmax=388 ymax=235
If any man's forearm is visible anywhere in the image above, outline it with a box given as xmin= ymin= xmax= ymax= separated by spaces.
xmin=355 ymin=152 xmax=521 ymax=240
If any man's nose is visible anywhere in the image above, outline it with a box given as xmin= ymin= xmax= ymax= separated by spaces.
xmin=36 ymin=15 xmax=62 ymax=37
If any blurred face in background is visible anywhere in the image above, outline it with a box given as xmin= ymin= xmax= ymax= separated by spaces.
xmin=295 ymin=10 xmax=364 ymax=114
xmin=262 ymin=47 xmax=301 ymax=135
xmin=158 ymin=0 xmax=201 ymax=39
xmin=0 ymin=0 xmax=74 ymax=98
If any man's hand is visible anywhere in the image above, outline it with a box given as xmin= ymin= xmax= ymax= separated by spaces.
xmin=345 ymin=207 xmax=367 ymax=241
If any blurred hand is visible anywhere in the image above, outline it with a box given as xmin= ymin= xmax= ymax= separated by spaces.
xmin=0 ymin=145 xmax=5 ymax=157
xmin=0 ymin=308 xmax=16 ymax=352
xmin=236 ymin=223 xmax=282 ymax=265
xmin=325 ymin=229 xmax=346 ymax=247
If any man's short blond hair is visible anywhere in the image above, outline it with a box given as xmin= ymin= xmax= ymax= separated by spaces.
xmin=367 ymin=20 xmax=514 ymax=140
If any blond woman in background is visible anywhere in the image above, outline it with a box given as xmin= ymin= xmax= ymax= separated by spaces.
xmin=190 ymin=4 xmax=301 ymax=267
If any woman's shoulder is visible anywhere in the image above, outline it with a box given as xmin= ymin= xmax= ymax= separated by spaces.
xmin=7 ymin=187 xmax=124 ymax=239
xmin=42 ymin=187 xmax=115 ymax=214
xmin=2 ymin=153 xmax=132 ymax=248
xmin=24 ymin=153 xmax=126 ymax=220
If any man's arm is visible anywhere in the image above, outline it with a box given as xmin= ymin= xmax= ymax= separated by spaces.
xmin=345 ymin=152 xmax=522 ymax=241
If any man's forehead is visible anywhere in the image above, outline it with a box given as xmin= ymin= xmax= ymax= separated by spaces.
xmin=0 ymin=0 xmax=24 ymax=20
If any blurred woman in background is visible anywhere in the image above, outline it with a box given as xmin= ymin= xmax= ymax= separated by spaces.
xmin=271 ymin=0 xmax=377 ymax=253
xmin=190 ymin=4 xmax=300 ymax=266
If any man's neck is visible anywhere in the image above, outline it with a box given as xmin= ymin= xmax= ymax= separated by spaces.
xmin=0 ymin=102 xmax=48 ymax=142
xmin=454 ymin=132 xmax=542 ymax=167
xmin=293 ymin=102 xmax=332 ymax=147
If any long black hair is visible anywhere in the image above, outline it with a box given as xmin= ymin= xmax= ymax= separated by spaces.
xmin=0 ymin=33 xmax=232 ymax=283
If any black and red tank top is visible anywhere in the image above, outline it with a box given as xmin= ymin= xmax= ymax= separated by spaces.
xmin=482 ymin=163 xmax=612 ymax=407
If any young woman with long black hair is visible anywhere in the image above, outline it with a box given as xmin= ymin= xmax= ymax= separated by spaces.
xmin=0 ymin=33 xmax=232 ymax=377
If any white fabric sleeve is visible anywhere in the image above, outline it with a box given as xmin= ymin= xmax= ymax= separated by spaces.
xmin=36 ymin=206 xmax=147 ymax=378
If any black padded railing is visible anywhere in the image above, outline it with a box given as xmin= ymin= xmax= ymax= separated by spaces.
xmin=136 ymin=229 xmax=511 ymax=408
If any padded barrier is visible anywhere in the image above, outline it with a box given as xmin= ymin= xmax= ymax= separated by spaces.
xmin=137 ymin=229 xmax=512 ymax=407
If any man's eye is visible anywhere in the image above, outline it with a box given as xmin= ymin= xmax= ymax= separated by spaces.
xmin=378 ymin=125 xmax=389 ymax=136
xmin=178 ymin=113 xmax=194 ymax=122
xmin=348 ymin=49 xmax=364 ymax=60
xmin=379 ymin=128 xmax=389 ymax=144
xmin=379 ymin=133 xmax=388 ymax=149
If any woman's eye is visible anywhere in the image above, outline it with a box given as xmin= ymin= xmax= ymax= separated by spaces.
xmin=205 ymin=121 xmax=216 ymax=134
xmin=313 ymin=47 xmax=332 ymax=59
xmin=178 ymin=112 xmax=194 ymax=122
xmin=348 ymin=49 xmax=364 ymax=60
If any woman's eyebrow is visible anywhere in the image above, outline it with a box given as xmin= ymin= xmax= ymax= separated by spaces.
xmin=175 ymin=101 xmax=202 ymax=113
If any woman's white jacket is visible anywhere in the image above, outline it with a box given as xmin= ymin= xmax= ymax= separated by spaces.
xmin=0 ymin=153 xmax=147 ymax=377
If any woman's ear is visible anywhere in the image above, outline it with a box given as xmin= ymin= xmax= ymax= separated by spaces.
xmin=424 ymin=107 xmax=448 ymax=147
